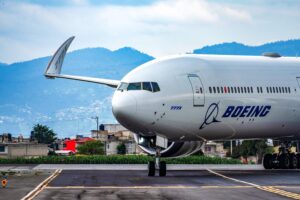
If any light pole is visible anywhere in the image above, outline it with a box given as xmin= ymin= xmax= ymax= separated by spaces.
xmin=91 ymin=116 xmax=99 ymax=139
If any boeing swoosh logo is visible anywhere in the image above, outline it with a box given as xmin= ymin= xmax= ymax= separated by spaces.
xmin=199 ymin=102 xmax=221 ymax=130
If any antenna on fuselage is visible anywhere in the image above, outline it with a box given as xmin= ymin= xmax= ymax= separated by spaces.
xmin=262 ymin=52 xmax=281 ymax=58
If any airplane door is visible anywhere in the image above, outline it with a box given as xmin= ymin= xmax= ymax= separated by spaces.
xmin=187 ymin=74 xmax=205 ymax=106
xmin=297 ymin=77 xmax=300 ymax=89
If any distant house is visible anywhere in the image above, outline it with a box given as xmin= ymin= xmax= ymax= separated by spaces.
xmin=202 ymin=141 xmax=227 ymax=157
xmin=91 ymin=124 xmax=141 ymax=155
xmin=0 ymin=143 xmax=48 ymax=159
xmin=62 ymin=137 xmax=95 ymax=153
xmin=0 ymin=133 xmax=48 ymax=158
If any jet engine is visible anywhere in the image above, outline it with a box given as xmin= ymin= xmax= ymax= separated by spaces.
xmin=134 ymin=134 xmax=203 ymax=157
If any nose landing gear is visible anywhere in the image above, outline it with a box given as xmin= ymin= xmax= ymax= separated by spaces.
xmin=148 ymin=148 xmax=167 ymax=176
xmin=263 ymin=142 xmax=300 ymax=169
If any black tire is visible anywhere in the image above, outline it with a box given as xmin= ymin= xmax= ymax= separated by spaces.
xmin=159 ymin=161 xmax=166 ymax=176
xmin=148 ymin=161 xmax=155 ymax=176
xmin=272 ymin=154 xmax=279 ymax=169
xmin=263 ymin=154 xmax=273 ymax=169
xmin=297 ymin=153 xmax=300 ymax=169
xmin=279 ymin=154 xmax=290 ymax=169
xmin=289 ymin=153 xmax=297 ymax=169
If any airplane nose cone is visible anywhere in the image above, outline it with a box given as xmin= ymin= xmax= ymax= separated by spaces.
xmin=112 ymin=92 xmax=137 ymax=127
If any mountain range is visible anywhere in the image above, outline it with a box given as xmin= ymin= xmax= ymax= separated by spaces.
xmin=1 ymin=39 xmax=300 ymax=137
xmin=193 ymin=39 xmax=300 ymax=56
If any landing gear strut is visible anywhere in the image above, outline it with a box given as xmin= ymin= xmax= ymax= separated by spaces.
xmin=148 ymin=148 xmax=167 ymax=176
xmin=263 ymin=141 xmax=300 ymax=169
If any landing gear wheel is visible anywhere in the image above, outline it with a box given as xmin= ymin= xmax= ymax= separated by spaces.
xmin=289 ymin=153 xmax=297 ymax=169
xmin=297 ymin=154 xmax=300 ymax=169
xmin=263 ymin=154 xmax=273 ymax=169
xmin=159 ymin=161 xmax=166 ymax=176
xmin=279 ymin=154 xmax=290 ymax=169
xmin=272 ymin=154 xmax=279 ymax=169
xmin=148 ymin=161 xmax=155 ymax=176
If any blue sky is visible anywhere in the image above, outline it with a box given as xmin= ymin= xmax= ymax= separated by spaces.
xmin=0 ymin=0 xmax=300 ymax=63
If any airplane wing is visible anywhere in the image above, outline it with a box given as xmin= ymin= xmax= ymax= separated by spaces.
xmin=44 ymin=36 xmax=120 ymax=88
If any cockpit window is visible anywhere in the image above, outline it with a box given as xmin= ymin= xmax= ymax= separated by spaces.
xmin=118 ymin=82 xmax=128 ymax=91
xmin=127 ymin=82 xmax=142 ymax=90
xmin=152 ymin=82 xmax=160 ymax=92
xmin=142 ymin=82 xmax=152 ymax=92
xmin=118 ymin=81 xmax=160 ymax=92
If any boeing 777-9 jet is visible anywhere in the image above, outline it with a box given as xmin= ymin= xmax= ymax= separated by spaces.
xmin=45 ymin=37 xmax=300 ymax=176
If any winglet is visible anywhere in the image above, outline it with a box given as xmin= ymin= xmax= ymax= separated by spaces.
xmin=44 ymin=36 xmax=75 ymax=78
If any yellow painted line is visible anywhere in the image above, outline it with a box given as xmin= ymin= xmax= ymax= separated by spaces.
xmin=46 ymin=185 xmax=199 ymax=189
xmin=276 ymin=186 xmax=300 ymax=189
xmin=207 ymin=169 xmax=300 ymax=200
xmin=258 ymin=187 xmax=300 ymax=200
xmin=21 ymin=169 xmax=62 ymax=200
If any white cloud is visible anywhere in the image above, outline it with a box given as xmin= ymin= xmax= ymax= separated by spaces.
xmin=0 ymin=0 xmax=300 ymax=63
xmin=55 ymin=97 xmax=112 ymax=121
xmin=0 ymin=0 xmax=256 ymax=63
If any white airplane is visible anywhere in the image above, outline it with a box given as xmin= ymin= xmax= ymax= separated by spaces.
xmin=45 ymin=36 xmax=300 ymax=176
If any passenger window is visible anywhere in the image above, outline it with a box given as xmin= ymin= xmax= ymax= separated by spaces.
xmin=217 ymin=87 xmax=220 ymax=93
xmin=213 ymin=87 xmax=216 ymax=93
xmin=209 ymin=87 xmax=212 ymax=93
xmin=142 ymin=82 xmax=152 ymax=92
xmin=247 ymin=87 xmax=250 ymax=93
xmin=237 ymin=87 xmax=240 ymax=93
xmin=266 ymin=87 xmax=269 ymax=93
xmin=288 ymin=87 xmax=291 ymax=93
xmin=118 ymin=82 xmax=129 ymax=91
xmin=227 ymin=87 xmax=230 ymax=93
xmin=221 ymin=87 xmax=224 ymax=93
xmin=151 ymin=82 xmax=160 ymax=92
xmin=241 ymin=87 xmax=244 ymax=93
xmin=276 ymin=87 xmax=278 ymax=93
xmin=127 ymin=82 xmax=142 ymax=90
xmin=231 ymin=87 xmax=234 ymax=93
xmin=285 ymin=87 xmax=288 ymax=93
xmin=250 ymin=87 xmax=253 ymax=93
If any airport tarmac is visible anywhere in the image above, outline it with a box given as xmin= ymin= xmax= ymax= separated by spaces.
xmin=1 ymin=166 xmax=300 ymax=200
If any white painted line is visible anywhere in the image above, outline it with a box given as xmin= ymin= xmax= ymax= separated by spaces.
xmin=206 ymin=168 xmax=259 ymax=187
xmin=21 ymin=169 xmax=62 ymax=200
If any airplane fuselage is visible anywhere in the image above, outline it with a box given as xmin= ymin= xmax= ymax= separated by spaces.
xmin=112 ymin=54 xmax=300 ymax=142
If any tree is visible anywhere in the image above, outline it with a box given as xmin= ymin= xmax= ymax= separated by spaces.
xmin=77 ymin=140 xmax=104 ymax=155
xmin=31 ymin=124 xmax=57 ymax=144
xmin=117 ymin=143 xmax=126 ymax=154
xmin=231 ymin=140 xmax=273 ymax=164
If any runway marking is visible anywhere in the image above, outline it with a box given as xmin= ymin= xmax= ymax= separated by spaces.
xmin=207 ymin=169 xmax=300 ymax=200
xmin=21 ymin=169 xmax=62 ymax=200
xmin=45 ymin=185 xmax=299 ymax=190
xmin=46 ymin=186 xmax=199 ymax=189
